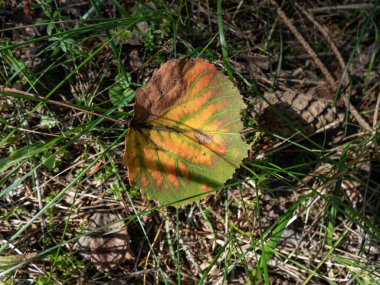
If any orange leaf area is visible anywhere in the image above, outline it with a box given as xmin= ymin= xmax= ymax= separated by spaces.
xmin=124 ymin=58 xmax=250 ymax=207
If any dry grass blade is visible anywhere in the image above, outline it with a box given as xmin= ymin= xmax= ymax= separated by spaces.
xmin=307 ymin=4 xmax=376 ymax=14
xmin=374 ymin=92 xmax=380 ymax=128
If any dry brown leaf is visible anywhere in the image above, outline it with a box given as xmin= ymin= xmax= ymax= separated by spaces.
xmin=78 ymin=212 xmax=134 ymax=272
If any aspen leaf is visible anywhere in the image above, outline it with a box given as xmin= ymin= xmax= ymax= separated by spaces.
xmin=124 ymin=58 xmax=249 ymax=207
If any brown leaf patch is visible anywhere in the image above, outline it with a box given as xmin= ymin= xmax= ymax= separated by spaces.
xmin=78 ymin=213 xmax=134 ymax=272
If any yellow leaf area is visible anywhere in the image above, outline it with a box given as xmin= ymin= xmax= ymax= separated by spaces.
xmin=124 ymin=58 xmax=249 ymax=207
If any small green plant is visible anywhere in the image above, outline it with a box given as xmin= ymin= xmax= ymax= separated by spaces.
xmin=108 ymin=72 xmax=134 ymax=108
xmin=35 ymin=253 xmax=87 ymax=284
xmin=106 ymin=179 xmax=121 ymax=200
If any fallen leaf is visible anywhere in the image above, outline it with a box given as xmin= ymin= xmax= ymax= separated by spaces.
xmin=78 ymin=213 xmax=134 ymax=272
xmin=124 ymin=58 xmax=249 ymax=207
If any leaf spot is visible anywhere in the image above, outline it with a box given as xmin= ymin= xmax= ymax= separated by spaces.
xmin=194 ymin=132 xmax=213 ymax=144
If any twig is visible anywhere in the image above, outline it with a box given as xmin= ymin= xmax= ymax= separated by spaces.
xmin=270 ymin=1 xmax=371 ymax=131
xmin=294 ymin=2 xmax=373 ymax=131
xmin=294 ymin=2 xmax=349 ymax=84
xmin=3 ymin=125 xmax=60 ymax=136
xmin=0 ymin=86 xmax=129 ymax=126
xmin=271 ymin=1 xmax=336 ymax=88
xmin=295 ymin=3 xmax=373 ymax=132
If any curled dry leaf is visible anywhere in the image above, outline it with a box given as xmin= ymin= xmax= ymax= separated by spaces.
xmin=124 ymin=58 xmax=249 ymax=207
xmin=78 ymin=213 xmax=134 ymax=272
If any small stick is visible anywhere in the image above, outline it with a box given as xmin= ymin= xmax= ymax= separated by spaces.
xmin=294 ymin=3 xmax=373 ymax=132
xmin=271 ymin=1 xmax=336 ymax=88
xmin=294 ymin=3 xmax=373 ymax=133
xmin=0 ymin=85 xmax=129 ymax=126
xmin=270 ymin=1 xmax=371 ymax=131
xmin=294 ymin=2 xmax=349 ymax=83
